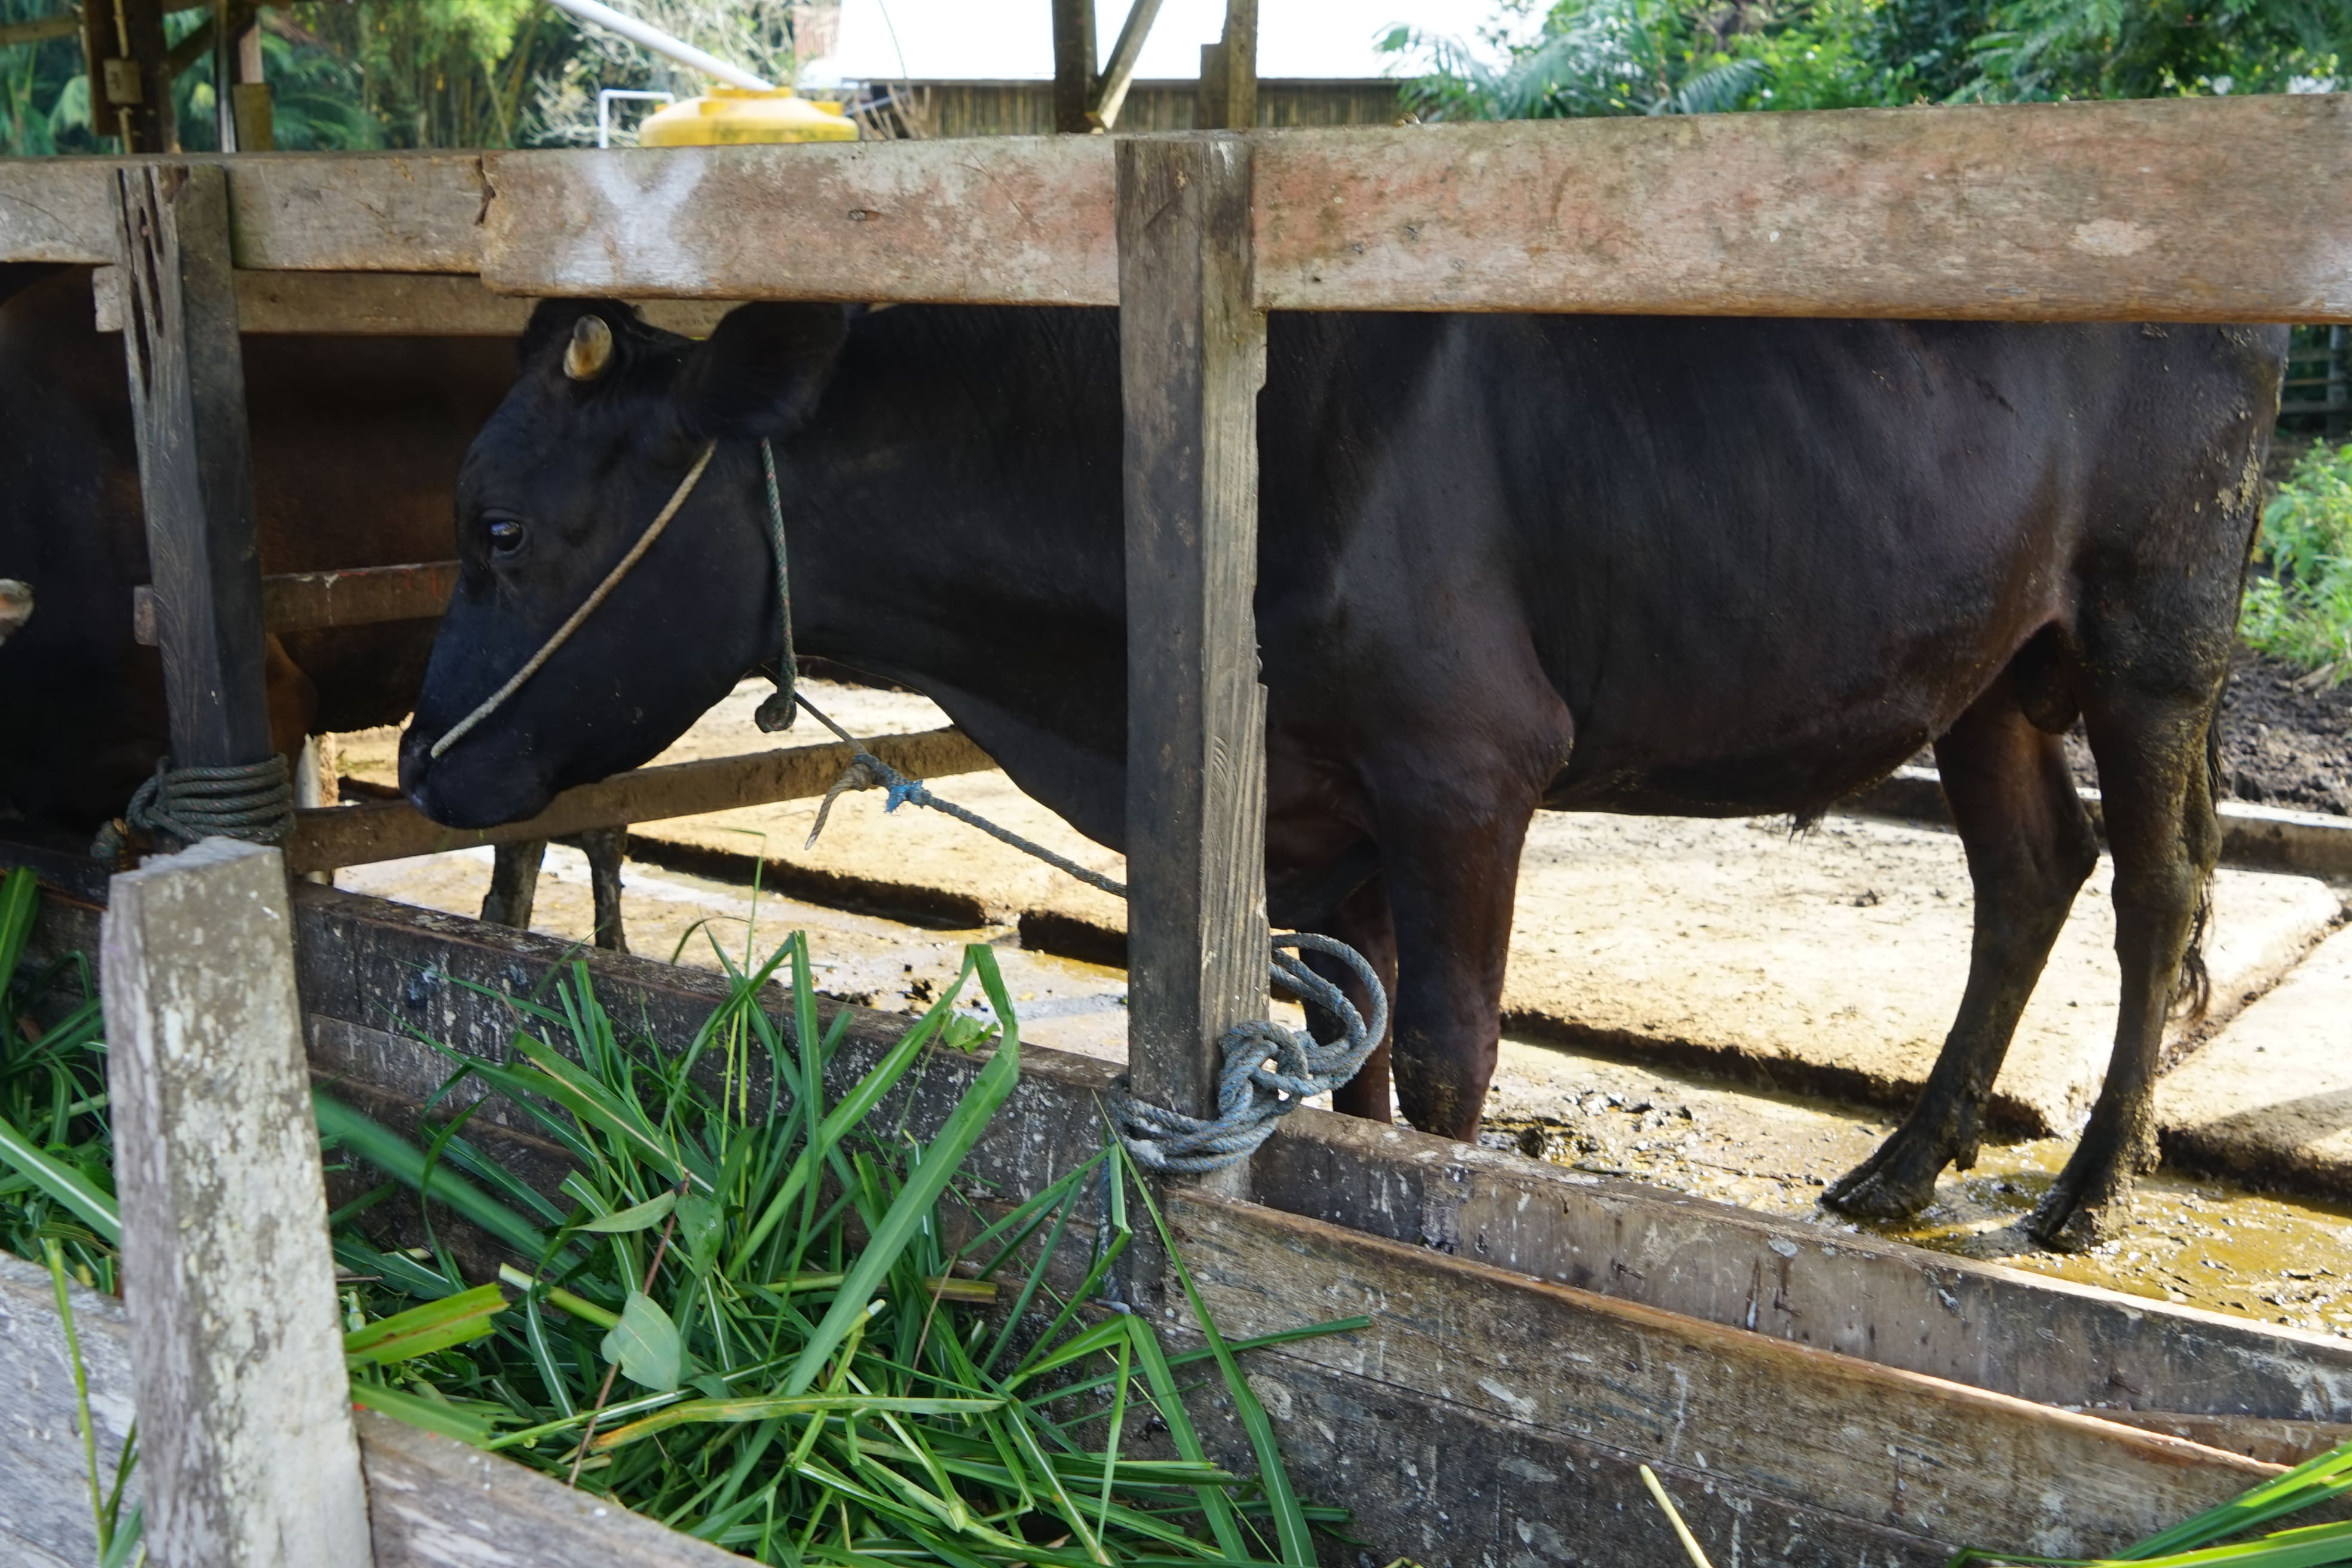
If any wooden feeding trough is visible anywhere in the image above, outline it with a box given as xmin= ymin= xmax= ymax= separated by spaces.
xmin=5 ymin=74 xmax=2352 ymax=1568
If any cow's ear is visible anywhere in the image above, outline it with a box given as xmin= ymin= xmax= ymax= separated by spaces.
xmin=674 ymin=302 xmax=850 ymax=441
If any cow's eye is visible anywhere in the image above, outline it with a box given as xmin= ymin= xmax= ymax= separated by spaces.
xmin=485 ymin=516 xmax=526 ymax=558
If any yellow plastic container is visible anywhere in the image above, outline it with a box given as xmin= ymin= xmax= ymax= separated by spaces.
xmin=638 ymin=87 xmax=857 ymax=146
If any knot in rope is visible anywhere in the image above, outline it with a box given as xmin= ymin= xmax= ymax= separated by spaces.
xmin=1107 ymin=933 xmax=1389 ymax=1175
xmin=92 ymin=754 xmax=293 ymax=863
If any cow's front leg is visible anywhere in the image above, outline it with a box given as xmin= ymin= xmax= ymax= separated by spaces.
xmin=1306 ymin=873 xmax=1398 ymax=1123
xmin=1377 ymin=785 xmax=1539 ymax=1141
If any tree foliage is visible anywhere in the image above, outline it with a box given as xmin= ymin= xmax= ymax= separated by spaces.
xmin=0 ymin=0 xmax=820 ymax=155
xmin=1384 ymin=0 xmax=2351 ymax=119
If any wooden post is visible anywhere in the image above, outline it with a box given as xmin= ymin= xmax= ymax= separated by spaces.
xmin=102 ymin=839 xmax=374 ymax=1567
xmin=1091 ymin=0 xmax=1165 ymax=130
xmin=1050 ymin=0 xmax=1097 ymax=134
xmin=1195 ymin=0 xmax=1256 ymax=130
xmin=231 ymin=16 xmax=274 ymax=151
xmin=114 ymin=163 xmax=274 ymax=774
xmin=1117 ymin=133 xmax=1268 ymax=1195
xmin=85 ymin=0 xmax=175 ymax=152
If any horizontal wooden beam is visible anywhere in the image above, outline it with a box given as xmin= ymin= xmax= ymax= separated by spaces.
xmin=12 ymin=93 xmax=2342 ymax=318
xmin=91 ymin=267 xmax=737 ymax=336
xmin=1252 ymin=95 xmax=2352 ymax=320
xmin=1167 ymin=1190 xmax=2273 ymax=1559
xmin=282 ymin=725 xmax=993 ymax=873
xmin=135 ymin=559 xmax=461 ymax=644
xmin=477 ymin=137 xmax=1118 ymax=305
xmin=0 ymin=152 xmax=490 ymax=270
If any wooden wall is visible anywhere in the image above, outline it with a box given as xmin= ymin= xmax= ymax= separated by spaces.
xmin=858 ymin=77 xmax=1407 ymax=138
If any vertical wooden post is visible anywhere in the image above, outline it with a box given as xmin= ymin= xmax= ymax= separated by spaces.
xmin=115 ymin=163 xmax=274 ymax=773
xmin=232 ymin=18 xmax=274 ymax=151
xmin=1051 ymin=0 xmax=1097 ymax=134
xmin=1117 ymin=134 xmax=1268 ymax=1195
xmin=102 ymin=838 xmax=374 ymax=1567
xmin=1195 ymin=0 xmax=1257 ymax=130
xmin=85 ymin=0 xmax=174 ymax=153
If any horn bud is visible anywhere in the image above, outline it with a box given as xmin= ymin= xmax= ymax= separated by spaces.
xmin=564 ymin=314 xmax=614 ymax=382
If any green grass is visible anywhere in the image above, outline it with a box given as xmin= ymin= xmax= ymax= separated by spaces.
xmin=2243 ymin=442 xmax=2352 ymax=687
xmin=0 ymin=866 xmax=1357 ymax=1565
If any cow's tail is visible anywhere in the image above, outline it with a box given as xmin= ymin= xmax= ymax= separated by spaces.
xmin=2171 ymin=716 xmax=2222 ymax=1021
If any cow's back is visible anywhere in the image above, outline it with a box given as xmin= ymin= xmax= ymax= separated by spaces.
xmin=0 ymin=267 xmax=516 ymax=826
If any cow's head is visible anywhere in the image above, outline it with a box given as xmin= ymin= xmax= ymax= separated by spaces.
xmin=401 ymin=300 xmax=849 ymax=828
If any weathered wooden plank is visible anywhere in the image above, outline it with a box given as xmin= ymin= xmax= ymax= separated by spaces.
xmin=134 ymin=560 xmax=461 ymax=645
xmin=0 ymin=154 xmax=488 ymax=270
xmin=0 ymin=1254 xmax=137 ymax=1568
xmin=1166 ymin=1190 xmax=2278 ymax=1556
xmin=91 ymin=267 xmax=735 ymax=336
xmin=359 ymin=1412 xmax=744 ymax=1568
xmin=115 ymin=163 xmax=272 ymax=773
xmin=1253 ymin=94 xmax=2352 ymax=320
xmin=1251 ymin=1108 xmax=2352 ymax=1425
xmin=281 ymin=725 xmax=993 ymax=874
xmin=1117 ymin=134 xmax=1269 ymax=1162
xmin=1190 ymin=1329 xmax=1956 ymax=1567
xmin=478 ymin=139 xmax=1119 ymax=304
xmin=102 ymin=840 xmax=370 ymax=1567
xmin=13 ymin=97 xmax=2352 ymax=318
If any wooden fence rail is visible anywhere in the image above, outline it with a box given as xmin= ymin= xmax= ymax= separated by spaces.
xmin=5 ymin=94 xmax=2350 ymax=320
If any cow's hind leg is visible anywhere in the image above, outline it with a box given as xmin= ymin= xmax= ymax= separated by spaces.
xmin=2027 ymin=680 xmax=2223 ymax=1250
xmin=1827 ymin=667 xmax=2098 ymax=1220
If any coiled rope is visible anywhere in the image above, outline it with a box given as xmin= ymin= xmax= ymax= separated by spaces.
xmin=92 ymin=754 xmax=293 ymax=863
xmin=795 ymin=694 xmax=1389 ymax=1175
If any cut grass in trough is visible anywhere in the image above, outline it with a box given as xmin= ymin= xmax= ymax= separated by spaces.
xmin=0 ymin=865 xmax=1359 ymax=1564
xmin=11 ymin=862 xmax=2352 ymax=1567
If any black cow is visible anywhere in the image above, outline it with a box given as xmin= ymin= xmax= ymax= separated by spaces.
xmin=400 ymin=300 xmax=2285 ymax=1248
xmin=0 ymin=267 xmax=625 ymax=946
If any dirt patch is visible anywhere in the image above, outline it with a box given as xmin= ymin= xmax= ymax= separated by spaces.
xmin=2216 ymin=648 xmax=2352 ymax=816
xmin=2051 ymin=648 xmax=2351 ymax=816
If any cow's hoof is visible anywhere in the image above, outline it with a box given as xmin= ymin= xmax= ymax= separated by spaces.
xmin=1823 ymin=1131 xmax=1949 ymax=1220
xmin=2025 ymin=1168 xmax=2131 ymax=1254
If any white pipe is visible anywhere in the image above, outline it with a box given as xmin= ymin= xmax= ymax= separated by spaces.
xmin=543 ymin=0 xmax=774 ymax=91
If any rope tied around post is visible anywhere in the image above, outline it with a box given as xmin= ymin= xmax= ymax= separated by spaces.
xmin=796 ymin=694 xmax=1390 ymax=1175
xmin=91 ymin=754 xmax=294 ymax=863
xmin=1109 ymin=934 xmax=1388 ymax=1174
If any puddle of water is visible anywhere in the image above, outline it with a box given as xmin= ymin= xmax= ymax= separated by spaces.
xmin=1490 ymin=1076 xmax=2352 ymax=1337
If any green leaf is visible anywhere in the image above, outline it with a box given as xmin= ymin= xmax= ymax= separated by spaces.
xmin=602 ymin=1290 xmax=684 ymax=1392
xmin=0 ymin=866 xmax=38 ymax=998
xmin=0 ymin=1111 xmax=118 ymax=1244
xmin=782 ymin=946 xmax=1021 ymax=1397
xmin=350 ymin=1380 xmax=499 ymax=1447
xmin=343 ymin=1283 xmax=507 ymax=1367
xmin=675 ymin=1192 xmax=723 ymax=1275
xmin=593 ymin=1393 xmax=1004 ymax=1451
xmin=576 ymin=1190 xmax=676 ymax=1233
xmin=314 ymin=1091 xmax=555 ymax=1264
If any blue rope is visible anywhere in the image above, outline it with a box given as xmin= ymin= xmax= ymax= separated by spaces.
xmin=790 ymin=696 xmax=1391 ymax=1175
